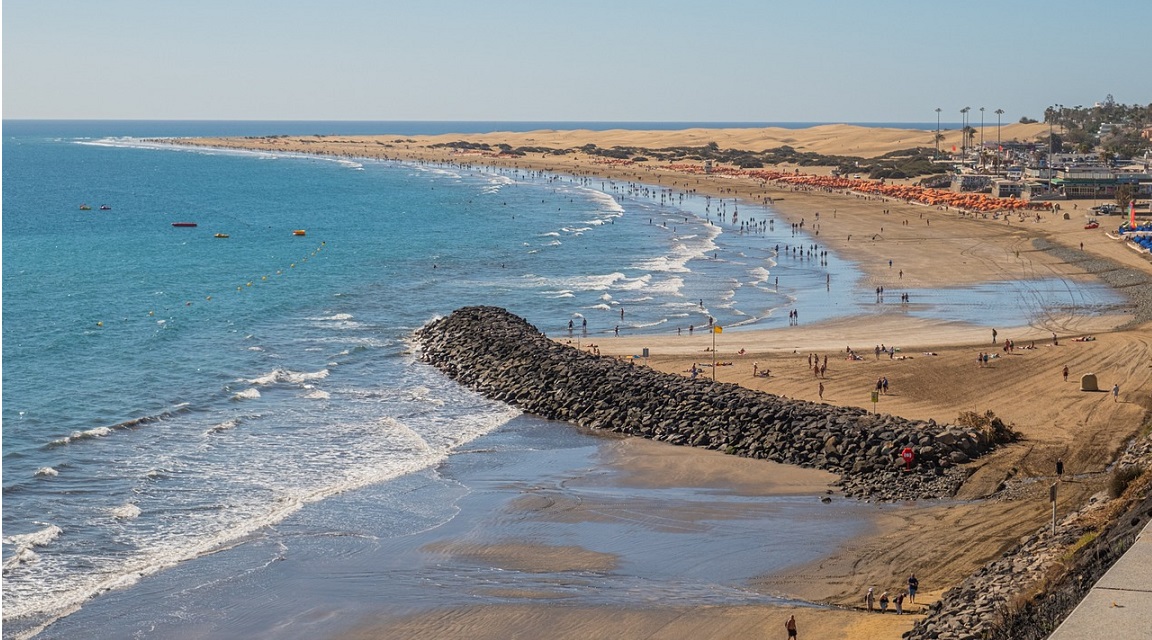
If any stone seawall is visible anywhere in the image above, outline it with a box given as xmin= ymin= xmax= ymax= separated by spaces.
xmin=416 ymin=306 xmax=1014 ymax=500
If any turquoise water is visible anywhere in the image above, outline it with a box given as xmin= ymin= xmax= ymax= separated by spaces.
xmin=1 ymin=121 xmax=1125 ymax=637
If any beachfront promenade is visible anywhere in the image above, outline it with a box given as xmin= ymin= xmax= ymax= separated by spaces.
xmin=1048 ymin=519 xmax=1152 ymax=640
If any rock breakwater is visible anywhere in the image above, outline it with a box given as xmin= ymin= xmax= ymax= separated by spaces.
xmin=416 ymin=306 xmax=1015 ymax=500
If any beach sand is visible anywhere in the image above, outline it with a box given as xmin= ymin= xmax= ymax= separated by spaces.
xmin=175 ymin=124 xmax=1152 ymax=639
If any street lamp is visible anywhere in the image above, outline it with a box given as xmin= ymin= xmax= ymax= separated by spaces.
xmin=711 ymin=325 xmax=722 ymax=380
xmin=995 ymin=109 xmax=1004 ymax=174
xmin=979 ymin=107 xmax=985 ymax=169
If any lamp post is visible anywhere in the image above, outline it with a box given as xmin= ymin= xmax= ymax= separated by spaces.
xmin=711 ymin=325 xmax=722 ymax=380
xmin=935 ymin=107 xmax=942 ymax=159
xmin=979 ymin=107 xmax=985 ymax=169
xmin=995 ymin=109 xmax=1004 ymax=174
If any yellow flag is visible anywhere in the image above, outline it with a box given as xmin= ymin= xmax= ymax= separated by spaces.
xmin=713 ymin=325 xmax=723 ymax=334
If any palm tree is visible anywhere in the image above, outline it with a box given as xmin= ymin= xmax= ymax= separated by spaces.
xmin=935 ymin=107 xmax=942 ymax=159
xmin=960 ymin=107 xmax=971 ymax=158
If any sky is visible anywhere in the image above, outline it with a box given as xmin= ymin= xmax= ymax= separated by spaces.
xmin=4 ymin=0 xmax=1152 ymax=123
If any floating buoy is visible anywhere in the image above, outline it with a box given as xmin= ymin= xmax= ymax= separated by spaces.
xmin=214 ymin=233 xmax=229 ymax=239
xmin=96 ymin=321 xmax=103 ymax=327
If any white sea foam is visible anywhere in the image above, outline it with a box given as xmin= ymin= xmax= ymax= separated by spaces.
xmin=302 ymin=389 xmax=331 ymax=400
xmin=412 ymin=165 xmax=461 ymax=180
xmin=613 ymin=275 xmax=651 ymax=291
xmin=9 ymin=402 xmax=518 ymax=625
xmin=548 ymin=240 xmax=562 ymax=246
xmin=532 ymin=272 xmax=626 ymax=293
xmin=583 ymin=188 xmax=625 ymax=214
xmin=35 ymin=467 xmax=59 ymax=477
xmin=646 ymin=277 xmax=685 ymax=296
xmin=206 ymin=418 xmax=242 ymax=435
xmin=110 ymin=504 xmax=142 ymax=520
xmin=633 ymin=254 xmax=692 ymax=273
xmin=540 ymin=232 xmax=561 ymax=237
xmin=232 ymin=388 xmax=261 ymax=400
xmin=749 ymin=266 xmax=771 ymax=284
xmin=50 ymin=426 xmax=113 ymax=446
xmin=3 ymin=525 xmax=62 ymax=547
xmin=246 ymin=368 xmax=330 ymax=386
xmin=589 ymin=303 xmax=613 ymax=311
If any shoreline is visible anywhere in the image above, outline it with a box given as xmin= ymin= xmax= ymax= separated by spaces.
xmin=157 ymin=127 xmax=1152 ymax=639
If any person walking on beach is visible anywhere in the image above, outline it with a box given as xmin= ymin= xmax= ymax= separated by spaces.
xmin=1113 ymin=383 xmax=1120 ymax=402
xmin=1063 ymin=365 xmax=1069 ymax=382
xmin=992 ymin=328 xmax=998 ymax=344
xmin=894 ymin=591 xmax=905 ymax=615
xmin=785 ymin=614 xmax=798 ymax=639
xmin=818 ymin=382 xmax=824 ymax=400
xmin=864 ymin=587 xmax=875 ymax=611
xmin=879 ymin=591 xmax=889 ymax=613
xmin=908 ymin=574 xmax=919 ymax=603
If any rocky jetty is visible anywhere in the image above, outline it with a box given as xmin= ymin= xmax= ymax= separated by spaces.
xmin=416 ymin=306 xmax=1016 ymax=500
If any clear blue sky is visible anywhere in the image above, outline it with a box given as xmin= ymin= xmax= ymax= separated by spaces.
xmin=4 ymin=0 xmax=1151 ymax=122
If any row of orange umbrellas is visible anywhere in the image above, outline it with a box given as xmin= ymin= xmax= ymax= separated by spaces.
xmin=661 ymin=163 xmax=1050 ymax=212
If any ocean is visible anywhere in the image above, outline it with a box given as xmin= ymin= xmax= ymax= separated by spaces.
xmin=1 ymin=121 xmax=1123 ymax=638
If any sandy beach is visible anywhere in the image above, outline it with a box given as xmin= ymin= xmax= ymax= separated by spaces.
xmin=174 ymin=124 xmax=1152 ymax=639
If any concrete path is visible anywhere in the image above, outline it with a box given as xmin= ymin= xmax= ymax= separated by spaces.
xmin=1048 ymin=519 xmax=1152 ymax=639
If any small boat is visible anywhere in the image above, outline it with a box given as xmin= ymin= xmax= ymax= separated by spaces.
xmin=292 ymin=229 xmax=306 ymax=236
xmin=214 ymin=233 xmax=230 ymax=238
xmin=172 ymin=222 xmax=198 ymax=228
xmin=99 ymin=205 xmax=112 ymax=211
xmin=1084 ymin=221 xmax=1099 ymax=230
xmin=79 ymin=204 xmax=92 ymax=210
